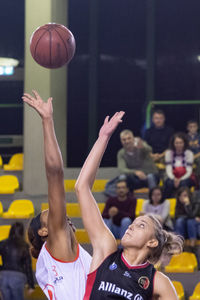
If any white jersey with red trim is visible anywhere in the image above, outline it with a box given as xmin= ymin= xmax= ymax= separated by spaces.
xmin=36 ymin=242 xmax=92 ymax=300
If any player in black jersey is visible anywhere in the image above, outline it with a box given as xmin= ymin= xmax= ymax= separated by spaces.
xmin=75 ymin=112 xmax=183 ymax=300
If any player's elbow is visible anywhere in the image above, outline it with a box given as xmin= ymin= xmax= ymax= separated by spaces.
xmin=75 ymin=181 xmax=89 ymax=195
xmin=75 ymin=181 xmax=83 ymax=194
xmin=46 ymin=165 xmax=64 ymax=178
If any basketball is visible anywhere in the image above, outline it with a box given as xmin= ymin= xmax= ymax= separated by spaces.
xmin=30 ymin=23 xmax=76 ymax=69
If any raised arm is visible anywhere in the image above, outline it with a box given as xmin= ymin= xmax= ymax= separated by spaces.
xmin=75 ymin=112 xmax=125 ymax=270
xmin=153 ymin=272 xmax=178 ymax=300
xmin=22 ymin=91 xmax=76 ymax=259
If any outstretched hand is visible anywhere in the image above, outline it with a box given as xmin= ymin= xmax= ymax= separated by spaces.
xmin=22 ymin=90 xmax=53 ymax=119
xmin=99 ymin=111 xmax=125 ymax=138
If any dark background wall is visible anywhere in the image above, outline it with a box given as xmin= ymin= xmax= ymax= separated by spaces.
xmin=1 ymin=0 xmax=200 ymax=166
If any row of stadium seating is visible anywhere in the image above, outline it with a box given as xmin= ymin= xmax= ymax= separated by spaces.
xmin=0 ymin=198 xmax=177 ymax=219
xmin=0 ymin=153 xmax=23 ymax=170
xmin=0 ymin=175 xmax=147 ymax=194
xmin=173 ymin=281 xmax=200 ymax=300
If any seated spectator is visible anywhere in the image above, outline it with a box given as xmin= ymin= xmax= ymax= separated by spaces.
xmin=142 ymin=187 xmax=173 ymax=231
xmin=187 ymin=120 xmax=200 ymax=154
xmin=163 ymin=132 xmax=194 ymax=198
xmin=102 ymin=179 xmax=136 ymax=239
xmin=187 ymin=120 xmax=200 ymax=179
xmin=0 ymin=222 xmax=34 ymax=300
xmin=144 ymin=109 xmax=174 ymax=162
xmin=175 ymin=187 xmax=200 ymax=251
xmin=117 ymin=129 xmax=159 ymax=192
xmin=195 ymin=215 xmax=200 ymax=240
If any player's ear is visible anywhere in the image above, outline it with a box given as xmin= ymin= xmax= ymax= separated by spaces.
xmin=38 ymin=227 xmax=48 ymax=237
xmin=147 ymin=238 xmax=158 ymax=249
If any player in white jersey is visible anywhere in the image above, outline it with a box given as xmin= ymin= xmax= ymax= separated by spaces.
xmin=22 ymin=90 xmax=91 ymax=300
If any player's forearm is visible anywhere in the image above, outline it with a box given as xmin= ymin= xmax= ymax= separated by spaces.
xmin=75 ymin=135 xmax=109 ymax=191
xmin=42 ymin=117 xmax=64 ymax=175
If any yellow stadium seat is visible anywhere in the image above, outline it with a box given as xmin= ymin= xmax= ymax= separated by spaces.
xmin=172 ymin=281 xmax=185 ymax=300
xmin=0 ymin=201 xmax=3 ymax=216
xmin=98 ymin=203 xmax=105 ymax=213
xmin=64 ymin=179 xmax=76 ymax=191
xmin=41 ymin=202 xmax=105 ymax=217
xmin=134 ymin=188 xmax=149 ymax=194
xmin=0 ymin=175 xmax=19 ymax=194
xmin=190 ymin=186 xmax=195 ymax=193
xmin=0 ymin=225 xmax=11 ymax=241
xmin=75 ymin=229 xmax=90 ymax=244
xmin=66 ymin=202 xmax=105 ymax=217
xmin=156 ymin=163 xmax=166 ymax=170
xmin=3 ymin=153 xmax=23 ymax=171
xmin=41 ymin=203 xmax=48 ymax=211
xmin=165 ymin=252 xmax=198 ymax=273
xmin=64 ymin=179 xmax=108 ymax=192
xmin=167 ymin=198 xmax=177 ymax=218
xmin=0 ymin=155 xmax=3 ymax=168
xmin=189 ymin=282 xmax=200 ymax=300
xmin=24 ymin=285 xmax=46 ymax=299
xmin=67 ymin=203 xmax=82 ymax=217
xmin=0 ymin=255 xmax=2 ymax=266
xmin=2 ymin=199 xmax=34 ymax=218
xmin=92 ymin=179 xmax=108 ymax=192
xmin=135 ymin=198 xmax=146 ymax=217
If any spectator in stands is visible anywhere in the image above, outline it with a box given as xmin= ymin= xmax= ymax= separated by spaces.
xmin=144 ymin=110 xmax=174 ymax=162
xmin=175 ymin=187 xmax=200 ymax=251
xmin=141 ymin=187 xmax=173 ymax=231
xmin=187 ymin=120 xmax=200 ymax=179
xmin=0 ymin=222 xmax=34 ymax=300
xmin=187 ymin=120 xmax=200 ymax=154
xmin=102 ymin=179 xmax=136 ymax=239
xmin=163 ymin=132 xmax=194 ymax=198
xmin=195 ymin=213 xmax=200 ymax=240
xmin=117 ymin=129 xmax=159 ymax=192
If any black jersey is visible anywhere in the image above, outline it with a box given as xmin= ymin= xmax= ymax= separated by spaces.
xmin=84 ymin=249 xmax=156 ymax=300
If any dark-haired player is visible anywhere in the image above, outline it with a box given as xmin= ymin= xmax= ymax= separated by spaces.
xmin=23 ymin=90 xmax=91 ymax=300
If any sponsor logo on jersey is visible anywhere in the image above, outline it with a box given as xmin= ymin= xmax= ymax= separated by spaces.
xmin=138 ymin=276 xmax=150 ymax=289
xmin=98 ymin=281 xmax=133 ymax=299
xmin=123 ymin=271 xmax=131 ymax=278
xmin=53 ymin=276 xmax=64 ymax=285
xmin=109 ymin=262 xmax=118 ymax=270
xmin=51 ymin=265 xmax=64 ymax=285
xmin=134 ymin=294 xmax=143 ymax=300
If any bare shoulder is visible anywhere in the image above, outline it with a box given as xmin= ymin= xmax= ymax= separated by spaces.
xmin=153 ymin=271 xmax=178 ymax=300
xmin=90 ymin=231 xmax=117 ymax=273
xmin=47 ymin=224 xmax=78 ymax=261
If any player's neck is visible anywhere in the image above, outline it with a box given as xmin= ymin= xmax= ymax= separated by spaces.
xmin=122 ymin=248 xmax=148 ymax=266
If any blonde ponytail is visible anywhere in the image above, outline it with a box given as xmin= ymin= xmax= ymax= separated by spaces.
xmin=147 ymin=214 xmax=183 ymax=264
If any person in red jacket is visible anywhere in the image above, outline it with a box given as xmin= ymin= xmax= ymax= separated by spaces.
xmin=102 ymin=179 xmax=136 ymax=239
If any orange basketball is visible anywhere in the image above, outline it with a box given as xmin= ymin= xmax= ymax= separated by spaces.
xmin=30 ymin=23 xmax=76 ymax=69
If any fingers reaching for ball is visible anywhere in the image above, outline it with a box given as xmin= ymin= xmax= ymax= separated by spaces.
xmin=22 ymin=90 xmax=53 ymax=119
